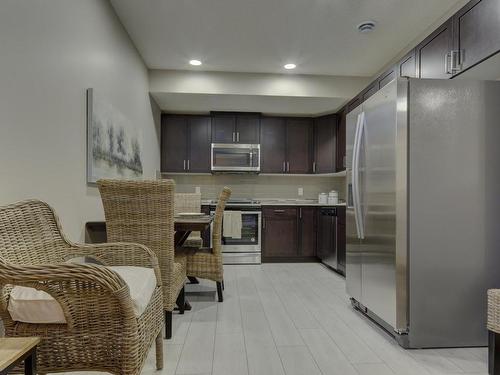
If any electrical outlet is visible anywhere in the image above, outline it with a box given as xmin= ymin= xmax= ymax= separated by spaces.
xmin=298 ymin=187 xmax=303 ymax=196
xmin=195 ymin=186 xmax=201 ymax=194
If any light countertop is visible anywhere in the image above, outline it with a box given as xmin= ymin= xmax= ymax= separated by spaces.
xmin=202 ymin=199 xmax=346 ymax=207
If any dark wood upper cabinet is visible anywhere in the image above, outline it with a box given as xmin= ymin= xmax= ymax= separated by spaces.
xmin=378 ymin=67 xmax=396 ymax=89
xmin=314 ymin=115 xmax=337 ymax=174
xmin=347 ymin=95 xmax=362 ymax=112
xmin=453 ymin=0 xmax=500 ymax=73
xmin=336 ymin=108 xmax=346 ymax=172
xmin=416 ymin=19 xmax=454 ymax=79
xmin=286 ymin=118 xmax=313 ymax=174
xmin=236 ymin=114 xmax=260 ymax=143
xmin=211 ymin=114 xmax=235 ymax=143
xmin=362 ymin=83 xmax=378 ymax=102
xmin=299 ymin=207 xmax=317 ymax=257
xmin=262 ymin=207 xmax=298 ymax=258
xmin=211 ymin=113 xmax=260 ymax=143
xmin=161 ymin=115 xmax=188 ymax=172
xmin=187 ymin=116 xmax=211 ymax=172
xmin=398 ymin=49 xmax=417 ymax=78
xmin=161 ymin=114 xmax=211 ymax=173
xmin=260 ymin=117 xmax=286 ymax=173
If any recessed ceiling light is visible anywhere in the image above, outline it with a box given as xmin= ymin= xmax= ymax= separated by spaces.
xmin=189 ymin=59 xmax=202 ymax=66
xmin=357 ymin=20 xmax=376 ymax=33
xmin=284 ymin=63 xmax=296 ymax=70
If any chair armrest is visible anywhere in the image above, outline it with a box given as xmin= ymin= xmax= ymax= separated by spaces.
xmin=488 ymin=289 xmax=500 ymax=333
xmin=64 ymin=242 xmax=161 ymax=286
xmin=0 ymin=261 xmax=138 ymax=330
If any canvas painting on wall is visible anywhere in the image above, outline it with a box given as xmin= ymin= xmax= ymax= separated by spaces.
xmin=86 ymin=88 xmax=143 ymax=183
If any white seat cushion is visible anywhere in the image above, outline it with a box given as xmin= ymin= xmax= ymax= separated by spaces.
xmin=8 ymin=265 xmax=157 ymax=324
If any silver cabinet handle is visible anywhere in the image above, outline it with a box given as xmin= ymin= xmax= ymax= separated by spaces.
xmin=274 ymin=209 xmax=285 ymax=213
xmin=299 ymin=207 xmax=302 ymax=219
xmin=187 ymin=159 xmax=190 ymax=170
xmin=283 ymin=161 xmax=286 ymax=172
xmin=287 ymin=162 xmax=290 ymax=172
xmin=232 ymin=132 xmax=235 ymax=142
xmin=444 ymin=52 xmax=452 ymax=74
xmin=183 ymin=160 xmax=186 ymax=170
xmin=313 ymin=161 xmax=316 ymax=173
xmin=236 ymin=132 xmax=240 ymax=142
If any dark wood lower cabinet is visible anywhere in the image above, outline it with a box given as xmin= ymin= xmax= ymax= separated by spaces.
xmin=262 ymin=206 xmax=319 ymax=262
xmin=299 ymin=207 xmax=317 ymax=257
xmin=262 ymin=207 xmax=299 ymax=260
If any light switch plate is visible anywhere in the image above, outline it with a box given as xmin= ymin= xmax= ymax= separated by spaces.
xmin=298 ymin=187 xmax=303 ymax=196
xmin=195 ymin=186 xmax=201 ymax=194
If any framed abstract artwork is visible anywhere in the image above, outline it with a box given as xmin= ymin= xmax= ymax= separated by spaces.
xmin=86 ymin=88 xmax=143 ymax=183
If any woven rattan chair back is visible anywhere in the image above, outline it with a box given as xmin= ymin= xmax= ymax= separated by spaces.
xmin=212 ymin=187 xmax=231 ymax=256
xmin=174 ymin=193 xmax=201 ymax=215
xmin=0 ymin=200 xmax=67 ymax=265
xmin=97 ymin=179 xmax=185 ymax=314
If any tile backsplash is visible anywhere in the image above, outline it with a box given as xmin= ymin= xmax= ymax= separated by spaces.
xmin=160 ymin=173 xmax=345 ymax=201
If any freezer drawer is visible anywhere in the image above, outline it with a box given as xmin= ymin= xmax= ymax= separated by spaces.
xmin=223 ymin=252 xmax=261 ymax=264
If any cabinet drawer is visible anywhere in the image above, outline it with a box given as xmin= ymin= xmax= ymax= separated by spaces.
xmin=263 ymin=207 xmax=297 ymax=218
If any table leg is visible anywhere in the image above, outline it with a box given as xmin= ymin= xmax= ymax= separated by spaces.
xmin=174 ymin=230 xmax=191 ymax=247
xmin=24 ymin=349 xmax=36 ymax=375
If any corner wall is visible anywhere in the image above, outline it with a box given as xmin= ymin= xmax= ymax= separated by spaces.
xmin=0 ymin=0 xmax=161 ymax=241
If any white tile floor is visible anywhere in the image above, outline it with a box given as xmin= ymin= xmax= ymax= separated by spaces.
xmin=140 ymin=263 xmax=488 ymax=375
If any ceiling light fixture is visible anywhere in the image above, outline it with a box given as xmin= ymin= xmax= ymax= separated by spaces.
xmin=284 ymin=63 xmax=296 ymax=70
xmin=189 ymin=59 xmax=202 ymax=66
xmin=357 ymin=20 xmax=376 ymax=33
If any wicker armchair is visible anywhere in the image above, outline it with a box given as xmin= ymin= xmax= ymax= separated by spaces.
xmin=185 ymin=187 xmax=231 ymax=302
xmin=488 ymin=289 xmax=500 ymax=373
xmin=97 ymin=179 xmax=187 ymax=339
xmin=174 ymin=193 xmax=203 ymax=248
xmin=0 ymin=199 xmax=163 ymax=375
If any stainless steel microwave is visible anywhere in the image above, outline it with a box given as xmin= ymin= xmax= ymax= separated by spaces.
xmin=211 ymin=143 xmax=260 ymax=172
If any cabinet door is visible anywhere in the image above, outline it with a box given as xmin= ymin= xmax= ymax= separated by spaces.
xmin=188 ymin=116 xmax=211 ymax=173
xmin=260 ymin=117 xmax=286 ymax=173
xmin=398 ymin=49 xmax=417 ymax=78
xmin=314 ymin=115 xmax=336 ymax=174
xmin=236 ymin=115 xmax=260 ymax=143
xmin=161 ymin=115 xmax=188 ymax=172
xmin=299 ymin=207 xmax=317 ymax=257
xmin=262 ymin=208 xmax=298 ymax=258
xmin=286 ymin=118 xmax=313 ymax=174
xmin=362 ymin=82 xmax=378 ymax=102
xmin=453 ymin=0 xmax=500 ymax=73
xmin=336 ymin=108 xmax=346 ymax=171
xmin=378 ymin=67 xmax=396 ymax=89
xmin=212 ymin=115 xmax=236 ymax=143
xmin=416 ymin=19 xmax=453 ymax=79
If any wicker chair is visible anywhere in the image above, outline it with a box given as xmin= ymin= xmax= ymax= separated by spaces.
xmin=97 ymin=179 xmax=187 ymax=339
xmin=174 ymin=193 xmax=203 ymax=248
xmin=184 ymin=187 xmax=231 ymax=302
xmin=0 ymin=199 xmax=163 ymax=375
xmin=488 ymin=289 xmax=500 ymax=373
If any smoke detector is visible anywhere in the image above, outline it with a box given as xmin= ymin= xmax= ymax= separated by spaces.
xmin=357 ymin=21 xmax=376 ymax=33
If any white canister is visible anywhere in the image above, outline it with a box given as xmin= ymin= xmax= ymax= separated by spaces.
xmin=318 ymin=193 xmax=328 ymax=204
xmin=327 ymin=190 xmax=339 ymax=205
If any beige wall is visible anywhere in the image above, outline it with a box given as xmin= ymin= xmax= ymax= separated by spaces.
xmin=0 ymin=0 xmax=161 ymax=241
xmin=164 ymin=174 xmax=346 ymax=202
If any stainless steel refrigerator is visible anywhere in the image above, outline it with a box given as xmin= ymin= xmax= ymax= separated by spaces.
xmin=346 ymin=77 xmax=500 ymax=348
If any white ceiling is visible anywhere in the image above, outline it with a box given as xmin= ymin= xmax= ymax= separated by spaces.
xmin=111 ymin=0 xmax=463 ymax=77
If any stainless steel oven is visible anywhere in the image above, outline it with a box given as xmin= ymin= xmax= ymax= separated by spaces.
xmin=211 ymin=143 xmax=260 ymax=173
xmin=210 ymin=199 xmax=261 ymax=264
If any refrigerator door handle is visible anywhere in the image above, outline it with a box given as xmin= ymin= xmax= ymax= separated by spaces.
xmin=353 ymin=111 xmax=366 ymax=240
xmin=352 ymin=112 xmax=362 ymax=239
